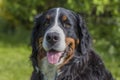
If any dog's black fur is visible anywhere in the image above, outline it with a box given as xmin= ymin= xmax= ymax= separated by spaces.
xmin=30 ymin=7 xmax=114 ymax=80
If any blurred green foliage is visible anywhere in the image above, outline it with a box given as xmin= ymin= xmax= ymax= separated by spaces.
xmin=0 ymin=0 xmax=120 ymax=27
xmin=0 ymin=0 xmax=120 ymax=79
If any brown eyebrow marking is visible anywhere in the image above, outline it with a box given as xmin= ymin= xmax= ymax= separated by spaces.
xmin=46 ymin=14 xmax=51 ymax=20
xmin=62 ymin=15 xmax=67 ymax=21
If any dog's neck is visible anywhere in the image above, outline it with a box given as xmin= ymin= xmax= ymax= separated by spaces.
xmin=38 ymin=57 xmax=60 ymax=80
xmin=37 ymin=50 xmax=75 ymax=80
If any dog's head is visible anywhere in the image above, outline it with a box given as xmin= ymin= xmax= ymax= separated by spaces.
xmin=31 ymin=8 xmax=91 ymax=68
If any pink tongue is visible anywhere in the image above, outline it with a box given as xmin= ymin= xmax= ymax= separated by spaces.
xmin=47 ymin=51 xmax=62 ymax=64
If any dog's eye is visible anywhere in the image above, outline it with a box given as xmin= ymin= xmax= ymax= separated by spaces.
xmin=44 ymin=20 xmax=50 ymax=26
xmin=64 ymin=22 xmax=71 ymax=28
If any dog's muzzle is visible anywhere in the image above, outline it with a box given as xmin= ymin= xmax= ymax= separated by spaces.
xmin=46 ymin=32 xmax=60 ymax=45
xmin=42 ymin=30 xmax=66 ymax=64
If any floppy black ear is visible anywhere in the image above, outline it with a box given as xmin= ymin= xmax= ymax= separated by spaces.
xmin=30 ymin=13 xmax=43 ymax=71
xmin=77 ymin=14 xmax=92 ymax=55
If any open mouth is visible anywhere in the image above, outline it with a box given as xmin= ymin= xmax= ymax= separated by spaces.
xmin=46 ymin=42 xmax=74 ymax=64
xmin=47 ymin=49 xmax=64 ymax=64
xmin=45 ymin=38 xmax=75 ymax=64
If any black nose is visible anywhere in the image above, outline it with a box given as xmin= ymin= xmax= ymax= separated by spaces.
xmin=46 ymin=32 xmax=60 ymax=44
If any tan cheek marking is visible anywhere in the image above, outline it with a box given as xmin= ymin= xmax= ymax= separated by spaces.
xmin=66 ymin=37 xmax=75 ymax=50
xmin=66 ymin=38 xmax=80 ymax=49
xmin=37 ymin=38 xmax=46 ymax=60
xmin=58 ymin=38 xmax=79 ymax=68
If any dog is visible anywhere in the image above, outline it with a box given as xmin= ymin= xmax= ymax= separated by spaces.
xmin=30 ymin=7 xmax=114 ymax=80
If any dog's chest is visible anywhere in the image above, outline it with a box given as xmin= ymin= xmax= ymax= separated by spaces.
xmin=38 ymin=57 xmax=57 ymax=80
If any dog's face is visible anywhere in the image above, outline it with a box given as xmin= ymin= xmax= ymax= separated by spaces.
xmin=32 ymin=8 xmax=91 ymax=67
xmin=42 ymin=8 xmax=79 ymax=65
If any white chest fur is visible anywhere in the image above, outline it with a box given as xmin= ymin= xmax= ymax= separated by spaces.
xmin=38 ymin=57 xmax=57 ymax=80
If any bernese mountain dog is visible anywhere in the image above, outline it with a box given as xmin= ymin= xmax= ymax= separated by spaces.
xmin=30 ymin=7 xmax=114 ymax=80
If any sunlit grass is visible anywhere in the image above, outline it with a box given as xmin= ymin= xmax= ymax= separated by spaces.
xmin=99 ymin=52 xmax=120 ymax=80
xmin=0 ymin=45 xmax=32 ymax=80
xmin=0 ymin=27 xmax=33 ymax=80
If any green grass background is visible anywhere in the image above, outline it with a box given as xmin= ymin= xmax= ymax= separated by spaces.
xmin=0 ymin=28 xmax=32 ymax=80
xmin=0 ymin=27 xmax=120 ymax=80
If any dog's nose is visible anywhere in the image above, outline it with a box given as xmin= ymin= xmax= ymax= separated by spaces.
xmin=46 ymin=32 xmax=60 ymax=44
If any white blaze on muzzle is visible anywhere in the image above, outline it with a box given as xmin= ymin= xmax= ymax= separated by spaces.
xmin=42 ymin=8 xmax=66 ymax=64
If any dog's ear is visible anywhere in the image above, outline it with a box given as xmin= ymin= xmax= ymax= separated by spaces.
xmin=31 ymin=13 xmax=43 ymax=48
xmin=30 ymin=13 xmax=43 ymax=71
xmin=77 ymin=14 xmax=92 ymax=55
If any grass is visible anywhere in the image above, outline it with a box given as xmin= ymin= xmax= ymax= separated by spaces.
xmin=0 ymin=45 xmax=32 ymax=80
xmin=99 ymin=52 xmax=120 ymax=80
xmin=0 ymin=27 xmax=32 ymax=80
xmin=0 ymin=27 xmax=120 ymax=80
